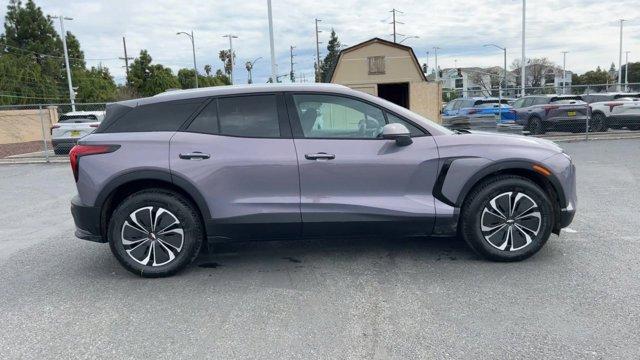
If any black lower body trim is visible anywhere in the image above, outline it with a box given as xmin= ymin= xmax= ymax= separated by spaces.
xmin=71 ymin=195 xmax=105 ymax=243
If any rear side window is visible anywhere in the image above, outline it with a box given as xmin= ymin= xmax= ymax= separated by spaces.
xmin=187 ymin=100 xmax=219 ymax=134
xmin=103 ymin=99 xmax=204 ymax=133
xmin=217 ymin=95 xmax=280 ymax=138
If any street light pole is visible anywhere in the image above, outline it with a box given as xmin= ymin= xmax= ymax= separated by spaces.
xmin=53 ymin=15 xmax=75 ymax=111
xmin=177 ymin=31 xmax=199 ymax=88
xmin=625 ymin=51 xmax=630 ymax=92
xmin=315 ymin=18 xmax=322 ymax=82
xmin=246 ymin=57 xmax=262 ymax=84
xmin=222 ymin=34 xmax=238 ymax=85
xmin=267 ymin=0 xmax=277 ymax=82
xmin=562 ymin=51 xmax=569 ymax=95
xmin=521 ymin=0 xmax=526 ymax=97
xmin=484 ymin=44 xmax=506 ymax=120
xmin=618 ymin=19 xmax=625 ymax=91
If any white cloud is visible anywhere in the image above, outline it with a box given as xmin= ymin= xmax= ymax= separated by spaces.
xmin=4 ymin=0 xmax=639 ymax=84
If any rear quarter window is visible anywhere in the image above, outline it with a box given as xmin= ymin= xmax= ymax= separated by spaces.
xmin=101 ymin=99 xmax=205 ymax=133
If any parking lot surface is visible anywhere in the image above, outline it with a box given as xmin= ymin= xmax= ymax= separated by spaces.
xmin=0 ymin=139 xmax=639 ymax=359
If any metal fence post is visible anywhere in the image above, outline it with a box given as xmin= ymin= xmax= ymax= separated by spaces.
xmin=38 ymin=105 xmax=50 ymax=163
xmin=585 ymin=108 xmax=590 ymax=141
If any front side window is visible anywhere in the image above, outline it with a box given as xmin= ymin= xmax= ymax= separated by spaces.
xmin=386 ymin=112 xmax=425 ymax=136
xmin=217 ymin=95 xmax=280 ymax=138
xmin=293 ymin=94 xmax=386 ymax=139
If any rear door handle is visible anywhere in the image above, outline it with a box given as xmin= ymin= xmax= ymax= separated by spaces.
xmin=305 ymin=152 xmax=335 ymax=160
xmin=179 ymin=152 xmax=210 ymax=160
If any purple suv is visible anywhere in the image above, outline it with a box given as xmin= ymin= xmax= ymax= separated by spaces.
xmin=69 ymin=84 xmax=576 ymax=277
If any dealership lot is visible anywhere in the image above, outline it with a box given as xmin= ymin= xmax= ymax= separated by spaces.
xmin=0 ymin=139 xmax=639 ymax=359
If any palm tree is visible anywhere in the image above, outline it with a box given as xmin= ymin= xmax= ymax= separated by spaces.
xmin=204 ymin=64 xmax=212 ymax=76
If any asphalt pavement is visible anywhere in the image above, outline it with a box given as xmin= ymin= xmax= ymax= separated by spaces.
xmin=0 ymin=139 xmax=639 ymax=359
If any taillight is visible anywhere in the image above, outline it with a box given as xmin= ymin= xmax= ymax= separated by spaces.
xmin=90 ymin=124 xmax=99 ymax=128
xmin=467 ymin=109 xmax=479 ymax=115
xmin=69 ymin=144 xmax=120 ymax=182
xmin=542 ymin=105 xmax=559 ymax=116
xmin=50 ymin=124 xmax=60 ymax=135
xmin=605 ymin=102 xmax=624 ymax=112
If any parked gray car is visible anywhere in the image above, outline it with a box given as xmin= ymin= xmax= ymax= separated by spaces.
xmin=513 ymin=95 xmax=589 ymax=134
xmin=70 ymin=84 xmax=576 ymax=277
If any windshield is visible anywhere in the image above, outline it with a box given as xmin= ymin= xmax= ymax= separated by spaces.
xmin=59 ymin=115 xmax=98 ymax=122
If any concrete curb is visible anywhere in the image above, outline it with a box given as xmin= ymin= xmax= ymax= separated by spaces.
xmin=0 ymin=158 xmax=69 ymax=165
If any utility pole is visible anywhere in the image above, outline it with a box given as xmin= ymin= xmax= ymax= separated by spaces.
xmin=433 ymin=47 xmax=441 ymax=81
xmin=521 ymin=0 xmax=526 ymax=97
xmin=289 ymin=45 xmax=296 ymax=82
xmin=618 ymin=19 xmax=626 ymax=91
xmin=625 ymin=51 xmax=630 ymax=92
xmin=222 ymin=34 xmax=238 ymax=85
xmin=52 ymin=15 xmax=75 ymax=111
xmin=119 ymin=36 xmax=133 ymax=85
xmin=267 ymin=0 xmax=277 ymax=83
xmin=177 ymin=31 xmax=199 ymax=88
xmin=315 ymin=18 xmax=322 ymax=82
xmin=562 ymin=51 xmax=569 ymax=95
xmin=390 ymin=8 xmax=404 ymax=43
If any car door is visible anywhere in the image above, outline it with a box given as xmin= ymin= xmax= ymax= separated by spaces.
xmin=285 ymin=92 xmax=440 ymax=237
xmin=170 ymin=93 xmax=301 ymax=239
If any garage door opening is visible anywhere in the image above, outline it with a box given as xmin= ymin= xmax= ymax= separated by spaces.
xmin=377 ymin=83 xmax=409 ymax=109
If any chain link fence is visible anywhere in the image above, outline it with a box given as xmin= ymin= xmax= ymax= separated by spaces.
xmin=0 ymin=102 xmax=107 ymax=161
xmin=441 ymin=83 xmax=640 ymax=139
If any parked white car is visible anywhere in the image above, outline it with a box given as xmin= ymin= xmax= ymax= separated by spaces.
xmin=51 ymin=111 xmax=105 ymax=155
xmin=588 ymin=93 xmax=640 ymax=132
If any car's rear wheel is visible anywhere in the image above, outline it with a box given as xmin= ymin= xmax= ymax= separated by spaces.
xmin=460 ymin=175 xmax=554 ymax=261
xmin=590 ymin=112 xmax=608 ymax=132
xmin=627 ymin=125 xmax=640 ymax=131
xmin=108 ymin=189 xmax=204 ymax=277
xmin=528 ymin=117 xmax=545 ymax=135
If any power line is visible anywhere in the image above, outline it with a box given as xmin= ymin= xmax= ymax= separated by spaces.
xmin=0 ymin=42 xmax=120 ymax=61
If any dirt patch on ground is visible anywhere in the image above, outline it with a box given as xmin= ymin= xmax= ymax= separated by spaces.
xmin=0 ymin=141 xmax=51 ymax=158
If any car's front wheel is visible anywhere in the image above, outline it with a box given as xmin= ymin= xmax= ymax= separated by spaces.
xmin=108 ymin=189 xmax=204 ymax=277
xmin=460 ymin=175 xmax=554 ymax=261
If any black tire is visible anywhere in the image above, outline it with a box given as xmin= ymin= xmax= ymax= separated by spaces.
xmin=460 ymin=175 xmax=554 ymax=262
xmin=590 ymin=112 xmax=608 ymax=132
xmin=108 ymin=189 xmax=204 ymax=277
xmin=627 ymin=125 xmax=640 ymax=131
xmin=53 ymin=146 xmax=69 ymax=155
xmin=528 ymin=116 xmax=545 ymax=135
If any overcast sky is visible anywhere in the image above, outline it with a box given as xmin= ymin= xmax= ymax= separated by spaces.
xmin=4 ymin=0 xmax=639 ymax=84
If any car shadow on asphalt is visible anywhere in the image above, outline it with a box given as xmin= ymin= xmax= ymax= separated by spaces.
xmin=191 ymin=235 xmax=479 ymax=273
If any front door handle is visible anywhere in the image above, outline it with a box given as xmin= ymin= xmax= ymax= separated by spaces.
xmin=305 ymin=152 xmax=335 ymax=160
xmin=179 ymin=152 xmax=210 ymax=160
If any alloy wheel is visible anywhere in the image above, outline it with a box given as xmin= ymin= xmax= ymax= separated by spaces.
xmin=480 ymin=192 xmax=541 ymax=251
xmin=121 ymin=206 xmax=184 ymax=266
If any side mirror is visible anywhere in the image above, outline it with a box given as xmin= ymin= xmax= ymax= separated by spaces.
xmin=382 ymin=123 xmax=412 ymax=146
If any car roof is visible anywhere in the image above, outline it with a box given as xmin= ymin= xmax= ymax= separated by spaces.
xmin=117 ymin=83 xmax=353 ymax=107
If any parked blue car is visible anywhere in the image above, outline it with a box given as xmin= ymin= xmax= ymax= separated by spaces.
xmin=442 ymin=98 xmax=515 ymax=130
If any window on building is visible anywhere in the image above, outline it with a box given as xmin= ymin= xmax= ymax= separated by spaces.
xmin=368 ymin=56 xmax=386 ymax=75
xmin=455 ymin=78 xmax=463 ymax=89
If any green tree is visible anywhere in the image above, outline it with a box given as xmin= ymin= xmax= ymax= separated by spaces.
xmin=622 ymin=62 xmax=640 ymax=84
xmin=127 ymin=50 xmax=180 ymax=96
xmin=319 ymin=29 xmax=340 ymax=83
xmin=218 ymin=49 xmax=235 ymax=76
xmin=73 ymin=65 xmax=117 ymax=102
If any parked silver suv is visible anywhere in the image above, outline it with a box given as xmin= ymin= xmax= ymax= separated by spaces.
xmin=70 ymin=84 xmax=576 ymax=277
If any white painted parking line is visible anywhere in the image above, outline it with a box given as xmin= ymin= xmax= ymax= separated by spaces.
xmin=562 ymin=228 xmax=578 ymax=233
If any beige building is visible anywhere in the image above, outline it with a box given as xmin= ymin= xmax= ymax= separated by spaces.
xmin=328 ymin=38 xmax=442 ymax=123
